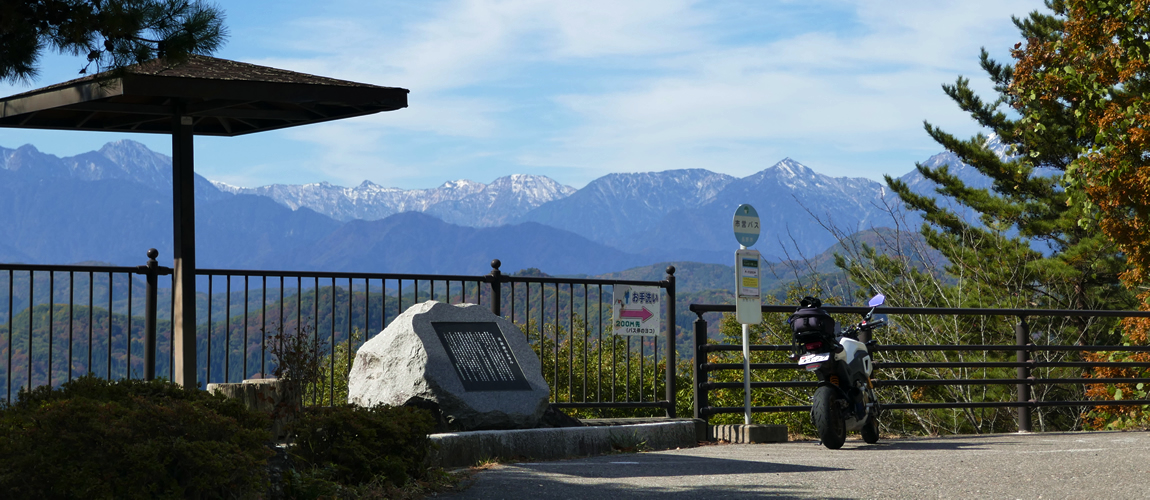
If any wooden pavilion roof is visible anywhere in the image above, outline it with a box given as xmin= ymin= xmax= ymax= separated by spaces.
xmin=0 ymin=55 xmax=408 ymax=136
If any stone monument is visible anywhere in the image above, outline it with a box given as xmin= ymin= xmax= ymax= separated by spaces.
xmin=347 ymin=301 xmax=551 ymax=431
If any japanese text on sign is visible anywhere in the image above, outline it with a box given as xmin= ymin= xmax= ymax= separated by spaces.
xmin=432 ymin=322 xmax=532 ymax=391
xmin=740 ymin=257 xmax=760 ymax=296
xmin=627 ymin=289 xmax=659 ymax=304
xmin=733 ymin=219 xmax=760 ymax=230
xmin=733 ymin=204 xmax=761 ymax=247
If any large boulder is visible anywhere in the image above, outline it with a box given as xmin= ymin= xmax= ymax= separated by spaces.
xmin=347 ymin=301 xmax=551 ymax=431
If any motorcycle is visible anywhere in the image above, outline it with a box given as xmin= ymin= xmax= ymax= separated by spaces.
xmin=788 ymin=294 xmax=886 ymax=449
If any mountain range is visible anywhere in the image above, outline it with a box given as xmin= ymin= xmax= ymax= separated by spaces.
xmin=212 ymin=174 xmax=575 ymax=227
xmin=0 ymin=138 xmax=1000 ymax=275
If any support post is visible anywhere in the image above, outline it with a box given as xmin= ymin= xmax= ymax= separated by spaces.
xmin=143 ymin=248 xmax=159 ymax=381
xmin=172 ymin=105 xmax=197 ymax=388
xmin=742 ymin=323 xmax=751 ymax=425
xmin=664 ymin=266 xmax=677 ymax=418
xmin=1016 ymin=316 xmax=1032 ymax=432
xmin=488 ymin=259 xmax=502 ymax=316
xmin=693 ymin=313 xmax=709 ymax=422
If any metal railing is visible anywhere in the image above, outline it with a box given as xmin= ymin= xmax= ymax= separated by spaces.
xmin=194 ymin=265 xmax=491 ymax=406
xmin=0 ymin=252 xmax=171 ymax=401
xmin=489 ymin=260 xmax=677 ymax=416
xmin=690 ymin=304 xmax=1150 ymax=431
xmin=1 ymin=252 xmax=677 ymax=417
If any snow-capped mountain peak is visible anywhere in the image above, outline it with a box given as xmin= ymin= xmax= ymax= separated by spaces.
xmin=983 ymin=133 xmax=1016 ymax=160
xmin=218 ymin=174 xmax=576 ymax=227
xmin=768 ymin=158 xmax=809 ymax=179
xmin=210 ymin=180 xmax=242 ymax=193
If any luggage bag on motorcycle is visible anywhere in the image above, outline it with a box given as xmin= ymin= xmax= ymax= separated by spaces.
xmin=789 ymin=296 xmax=835 ymax=345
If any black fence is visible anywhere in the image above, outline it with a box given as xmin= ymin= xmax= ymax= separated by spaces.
xmin=490 ymin=262 xmax=677 ymax=415
xmin=0 ymin=259 xmax=169 ymax=400
xmin=1 ymin=252 xmax=677 ymax=416
xmin=690 ymin=304 xmax=1150 ymax=432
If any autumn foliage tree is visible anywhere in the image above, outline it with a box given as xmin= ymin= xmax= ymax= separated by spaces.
xmin=831 ymin=1 xmax=1143 ymax=431
xmin=1012 ymin=0 xmax=1150 ymax=292
xmin=881 ymin=4 xmax=1131 ymax=325
xmin=1011 ymin=0 xmax=1150 ymax=428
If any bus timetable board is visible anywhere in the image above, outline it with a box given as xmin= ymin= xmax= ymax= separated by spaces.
xmin=738 ymin=253 xmax=761 ymax=297
xmin=735 ymin=248 xmax=763 ymax=324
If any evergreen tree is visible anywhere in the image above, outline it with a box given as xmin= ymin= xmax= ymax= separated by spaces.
xmin=1009 ymin=0 xmax=1150 ymax=430
xmin=0 ymin=0 xmax=227 ymax=84
xmin=874 ymin=7 xmax=1132 ymax=339
xmin=830 ymin=4 xmax=1135 ymax=432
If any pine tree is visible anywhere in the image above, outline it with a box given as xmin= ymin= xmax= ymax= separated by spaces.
xmin=830 ymin=5 xmax=1135 ymax=433
xmin=877 ymin=7 xmax=1132 ymax=339
xmin=0 ymin=0 xmax=227 ymax=83
xmin=1008 ymin=0 xmax=1150 ymax=430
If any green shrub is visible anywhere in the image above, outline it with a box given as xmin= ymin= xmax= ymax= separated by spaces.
xmin=0 ymin=376 xmax=273 ymax=500
xmin=286 ymin=404 xmax=436 ymax=494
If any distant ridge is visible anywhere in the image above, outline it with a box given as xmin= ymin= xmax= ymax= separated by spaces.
xmin=1 ymin=137 xmax=1016 ymax=276
xmin=213 ymin=173 xmax=575 ymax=226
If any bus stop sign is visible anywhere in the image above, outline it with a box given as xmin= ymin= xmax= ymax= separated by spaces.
xmin=733 ymin=204 xmax=760 ymax=247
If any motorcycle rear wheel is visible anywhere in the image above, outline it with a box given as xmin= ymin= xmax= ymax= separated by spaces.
xmin=861 ymin=415 xmax=879 ymax=444
xmin=812 ymin=386 xmax=846 ymax=449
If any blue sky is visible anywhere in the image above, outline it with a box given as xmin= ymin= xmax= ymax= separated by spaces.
xmin=0 ymin=0 xmax=1043 ymax=190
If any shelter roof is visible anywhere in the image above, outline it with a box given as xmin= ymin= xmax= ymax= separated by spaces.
xmin=0 ymin=55 xmax=408 ymax=136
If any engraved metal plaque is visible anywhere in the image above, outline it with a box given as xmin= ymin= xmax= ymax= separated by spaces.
xmin=432 ymin=322 xmax=531 ymax=391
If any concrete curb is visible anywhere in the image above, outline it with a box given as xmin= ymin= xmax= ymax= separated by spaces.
xmin=428 ymin=421 xmax=698 ymax=468
xmin=710 ymin=424 xmax=788 ymax=443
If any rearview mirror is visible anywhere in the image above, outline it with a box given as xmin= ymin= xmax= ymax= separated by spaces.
xmin=868 ymin=294 xmax=885 ymax=307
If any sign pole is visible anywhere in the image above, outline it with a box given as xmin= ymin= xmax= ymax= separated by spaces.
xmin=743 ymin=325 xmax=751 ymax=424
xmin=741 ymin=244 xmax=752 ymax=425
xmin=732 ymin=204 xmax=762 ymax=427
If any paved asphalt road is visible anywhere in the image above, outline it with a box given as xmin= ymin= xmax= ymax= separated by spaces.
xmin=443 ymin=431 xmax=1150 ymax=499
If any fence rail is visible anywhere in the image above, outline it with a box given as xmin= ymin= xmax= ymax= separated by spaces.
xmin=1 ymin=252 xmax=677 ymax=417
xmin=492 ymin=263 xmax=677 ymax=415
xmin=690 ymin=303 xmax=1150 ymax=432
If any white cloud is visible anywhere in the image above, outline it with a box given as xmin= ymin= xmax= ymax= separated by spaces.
xmin=210 ymin=0 xmax=1046 ymax=188
xmin=5 ymin=0 xmax=1049 ymax=189
xmin=513 ymin=0 xmax=1042 ymax=182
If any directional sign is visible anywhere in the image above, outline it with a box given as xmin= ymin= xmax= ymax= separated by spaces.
xmin=618 ymin=306 xmax=654 ymax=322
xmin=733 ymin=204 xmax=760 ymax=247
xmin=612 ymin=285 xmax=661 ymax=336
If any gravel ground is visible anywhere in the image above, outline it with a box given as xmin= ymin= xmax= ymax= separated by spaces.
xmin=443 ymin=431 xmax=1150 ymax=499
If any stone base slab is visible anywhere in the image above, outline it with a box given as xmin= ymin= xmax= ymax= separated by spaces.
xmin=428 ymin=421 xmax=698 ymax=468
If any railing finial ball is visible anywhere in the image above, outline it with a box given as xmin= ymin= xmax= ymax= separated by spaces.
xmin=491 ymin=259 xmax=502 ymax=270
xmin=147 ymin=248 xmax=159 ymax=260
xmin=666 ymin=265 xmax=676 ymax=276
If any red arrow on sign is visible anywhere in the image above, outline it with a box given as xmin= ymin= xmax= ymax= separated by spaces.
xmin=619 ymin=307 xmax=654 ymax=322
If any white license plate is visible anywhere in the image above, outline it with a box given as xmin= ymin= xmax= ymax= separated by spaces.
xmin=798 ymin=352 xmax=830 ymax=365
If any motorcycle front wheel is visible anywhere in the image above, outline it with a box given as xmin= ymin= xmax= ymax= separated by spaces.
xmin=811 ymin=385 xmax=846 ymax=449
xmin=861 ymin=415 xmax=879 ymax=444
